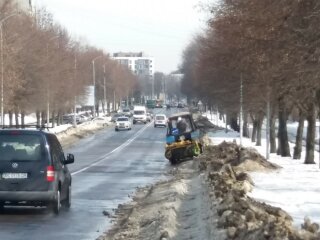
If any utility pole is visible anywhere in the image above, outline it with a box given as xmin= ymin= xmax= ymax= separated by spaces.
xmin=1 ymin=25 xmax=4 ymax=127
xmin=103 ymin=64 xmax=106 ymax=114
xmin=266 ymin=84 xmax=271 ymax=160
xmin=151 ymin=75 xmax=154 ymax=99
xmin=113 ymin=90 xmax=116 ymax=111
xmin=92 ymin=60 xmax=96 ymax=118
xmin=240 ymin=73 xmax=243 ymax=146
xmin=92 ymin=55 xmax=103 ymax=118
xmin=73 ymin=55 xmax=77 ymax=127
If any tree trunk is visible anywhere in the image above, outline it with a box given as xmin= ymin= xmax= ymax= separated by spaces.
xmin=96 ymin=102 xmax=99 ymax=117
xmin=52 ymin=111 xmax=56 ymax=128
xmin=8 ymin=111 xmax=13 ymax=126
xmin=102 ymin=101 xmax=105 ymax=114
xmin=57 ymin=110 xmax=62 ymax=126
xmin=36 ymin=110 xmax=40 ymax=127
xmin=304 ymin=102 xmax=316 ymax=164
xmin=256 ymin=117 xmax=263 ymax=146
xmin=243 ymin=112 xmax=249 ymax=138
xmin=251 ymin=115 xmax=257 ymax=142
xmin=270 ymin=114 xmax=277 ymax=153
xmin=107 ymin=100 xmax=110 ymax=114
xmin=21 ymin=111 xmax=25 ymax=127
xmin=41 ymin=111 xmax=46 ymax=126
xmin=230 ymin=113 xmax=239 ymax=132
xmin=277 ymin=98 xmax=291 ymax=157
xmin=15 ymin=110 xmax=19 ymax=127
xmin=293 ymin=112 xmax=305 ymax=159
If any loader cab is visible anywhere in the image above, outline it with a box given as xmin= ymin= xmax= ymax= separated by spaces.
xmin=166 ymin=112 xmax=196 ymax=143
xmin=165 ymin=112 xmax=202 ymax=164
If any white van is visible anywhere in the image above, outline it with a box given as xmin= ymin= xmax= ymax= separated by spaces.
xmin=133 ymin=106 xmax=147 ymax=124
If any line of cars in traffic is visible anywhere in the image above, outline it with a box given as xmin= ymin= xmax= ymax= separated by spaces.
xmin=62 ymin=112 xmax=93 ymax=125
xmin=112 ymin=106 xmax=154 ymax=131
xmin=112 ymin=106 xmax=169 ymax=131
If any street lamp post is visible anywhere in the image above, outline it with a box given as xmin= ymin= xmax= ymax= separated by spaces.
xmin=92 ymin=55 xmax=103 ymax=117
xmin=151 ymin=75 xmax=154 ymax=100
xmin=0 ymin=12 xmax=19 ymax=127
xmin=240 ymin=73 xmax=243 ymax=146
xmin=103 ymin=64 xmax=106 ymax=113
xmin=73 ymin=54 xmax=77 ymax=127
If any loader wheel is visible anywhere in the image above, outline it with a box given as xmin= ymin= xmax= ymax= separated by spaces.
xmin=165 ymin=149 xmax=172 ymax=160
xmin=193 ymin=144 xmax=201 ymax=156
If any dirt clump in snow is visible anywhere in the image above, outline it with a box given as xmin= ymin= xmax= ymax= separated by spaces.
xmin=199 ymin=142 xmax=320 ymax=240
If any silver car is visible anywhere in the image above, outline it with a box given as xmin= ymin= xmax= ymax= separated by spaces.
xmin=115 ymin=117 xmax=132 ymax=131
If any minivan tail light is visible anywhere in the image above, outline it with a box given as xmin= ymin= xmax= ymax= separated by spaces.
xmin=47 ymin=166 xmax=55 ymax=182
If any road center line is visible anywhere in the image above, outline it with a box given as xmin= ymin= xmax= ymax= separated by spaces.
xmin=71 ymin=121 xmax=152 ymax=176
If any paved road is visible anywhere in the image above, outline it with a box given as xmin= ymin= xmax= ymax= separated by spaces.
xmin=0 ymin=108 xmax=175 ymax=240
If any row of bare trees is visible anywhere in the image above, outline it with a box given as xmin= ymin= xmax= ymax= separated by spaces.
xmin=1 ymin=1 xmax=138 ymax=126
xmin=181 ymin=0 xmax=320 ymax=163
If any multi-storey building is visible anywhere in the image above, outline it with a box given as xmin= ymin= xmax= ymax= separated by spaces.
xmin=13 ymin=0 xmax=32 ymax=11
xmin=113 ymin=52 xmax=155 ymax=78
xmin=113 ymin=52 xmax=155 ymax=99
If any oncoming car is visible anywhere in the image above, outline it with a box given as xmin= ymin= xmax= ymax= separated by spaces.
xmin=133 ymin=106 xmax=147 ymax=124
xmin=146 ymin=112 xmax=153 ymax=122
xmin=115 ymin=117 xmax=132 ymax=131
xmin=154 ymin=114 xmax=167 ymax=127
xmin=122 ymin=108 xmax=132 ymax=117
xmin=111 ymin=113 xmax=124 ymax=123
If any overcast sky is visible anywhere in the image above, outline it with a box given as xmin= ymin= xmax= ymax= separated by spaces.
xmin=33 ymin=0 xmax=209 ymax=74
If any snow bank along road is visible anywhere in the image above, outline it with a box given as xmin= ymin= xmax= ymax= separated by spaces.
xmin=0 ymin=109 xmax=172 ymax=240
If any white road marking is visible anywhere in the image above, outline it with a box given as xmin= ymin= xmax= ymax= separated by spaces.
xmin=71 ymin=121 xmax=152 ymax=176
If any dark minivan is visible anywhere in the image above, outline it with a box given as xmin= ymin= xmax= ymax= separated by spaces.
xmin=0 ymin=128 xmax=74 ymax=214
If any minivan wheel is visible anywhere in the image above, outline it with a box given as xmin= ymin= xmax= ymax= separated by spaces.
xmin=51 ymin=189 xmax=61 ymax=214
xmin=62 ymin=185 xmax=71 ymax=209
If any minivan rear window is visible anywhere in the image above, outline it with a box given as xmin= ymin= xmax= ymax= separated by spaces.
xmin=0 ymin=134 xmax=43 ymax=161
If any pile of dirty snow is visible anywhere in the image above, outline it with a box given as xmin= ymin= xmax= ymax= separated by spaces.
xmin=99 ymin=161 xmax=226 ymax=240
xmin=199 ymin=142 xmax=320 ymax=239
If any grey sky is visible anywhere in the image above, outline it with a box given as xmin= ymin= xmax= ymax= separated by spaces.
xmin=33 ymin=0 xmax=208 ymax=73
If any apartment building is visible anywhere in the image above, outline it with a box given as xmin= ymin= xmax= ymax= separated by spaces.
xmin=13 ymin=0 xmax=32 ymax=11
xmin=113 ymin=52 xmax=155 ymax=99
xmin=113 ymin=52 xmax=155 ymax=77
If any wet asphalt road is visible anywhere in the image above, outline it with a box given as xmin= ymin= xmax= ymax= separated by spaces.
xmin=0 ymin=108 xmax=174 ymax=240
